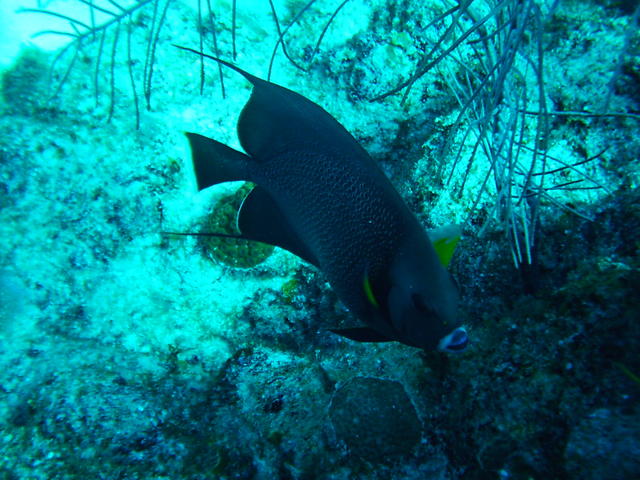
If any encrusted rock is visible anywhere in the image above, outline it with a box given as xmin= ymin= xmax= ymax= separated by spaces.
xmin=565 ymin=408 xmax=640 ymax=480
xmin=329 ymin=376 xmax=421 ymax=462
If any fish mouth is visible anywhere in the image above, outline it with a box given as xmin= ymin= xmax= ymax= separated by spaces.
xmin=438 ymin=327 xmax=468 ymax=352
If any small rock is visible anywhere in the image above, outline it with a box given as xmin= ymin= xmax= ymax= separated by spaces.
xmin=329 ymin=376 xmax=422 ymax=462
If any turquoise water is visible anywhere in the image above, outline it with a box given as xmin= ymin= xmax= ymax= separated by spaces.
xmin=0 ymin=0 xmax=639 ymax=478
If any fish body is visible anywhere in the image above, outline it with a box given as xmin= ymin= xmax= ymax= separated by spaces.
xmin=182 ymin=50 xmax=468 ymax=352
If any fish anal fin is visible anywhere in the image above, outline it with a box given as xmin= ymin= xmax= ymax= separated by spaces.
xmin=238 ymin=186 xmax=319 ymax=267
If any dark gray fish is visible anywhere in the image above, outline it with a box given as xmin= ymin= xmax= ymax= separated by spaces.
xmin=178 ymin=47 xmax=468 ymax=352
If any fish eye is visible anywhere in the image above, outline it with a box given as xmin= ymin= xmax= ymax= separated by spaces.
xmin=441 ymin=328 xmax=468 ymax=352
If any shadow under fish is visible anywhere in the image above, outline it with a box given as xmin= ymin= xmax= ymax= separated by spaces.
xmin=173 ymin=46 xmax=468 ymax=353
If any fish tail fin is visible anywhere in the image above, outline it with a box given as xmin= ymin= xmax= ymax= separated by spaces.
xmin=185 ymin=132 xmax=252 ymax=190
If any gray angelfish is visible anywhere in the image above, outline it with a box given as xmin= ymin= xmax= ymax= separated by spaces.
xmin=177 ymin=46 xmax=468 ymax=352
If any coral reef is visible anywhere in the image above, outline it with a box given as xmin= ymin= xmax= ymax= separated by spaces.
xmin=0 ymin=0 xmax=639 ymax=478
xmin=1 ymin=48 xmax=50 ymax=115
xmin=565 ymin=408 xmax=640 ymax=480
xmin=198 ymin=183 xmax=275 ymax=268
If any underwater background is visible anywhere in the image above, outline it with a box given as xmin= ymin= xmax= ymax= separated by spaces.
xmin=0 ymin=0 xmax=639 ymax=478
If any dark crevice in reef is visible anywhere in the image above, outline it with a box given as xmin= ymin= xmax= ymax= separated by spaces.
xmin=432 ymin=188 xmax=640 ymax=480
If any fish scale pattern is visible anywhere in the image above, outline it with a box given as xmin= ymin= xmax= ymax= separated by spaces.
xmin=253 ymin=146 xmax=404 ymax=316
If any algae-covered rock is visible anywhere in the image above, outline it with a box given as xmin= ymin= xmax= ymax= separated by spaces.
xmin=1 ymin=48 xmax=50 ymax=115
xmin=199 ymin=183 xmax=274 ymax=268
xmin=565 ymin=408 xmax=640 ymax=480
xmin=329 ymin=376 xmax=422 ymax=462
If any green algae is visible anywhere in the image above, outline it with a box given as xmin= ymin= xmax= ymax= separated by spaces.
xmin=280 ymin=277 xmax=299 ymax=304
xmin=199 ymin=183 xmax=274 ymax=268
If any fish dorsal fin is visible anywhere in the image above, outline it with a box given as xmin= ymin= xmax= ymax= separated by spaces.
xmin=237 ymin=79 xmax=366 ymax=160
xmin=428 ymin=224 xmax=461 ymax=267
xmin=174 ymin=46 xmax=373 ymax=166
xmin=238 ymin=186 xmax=319 ymax=267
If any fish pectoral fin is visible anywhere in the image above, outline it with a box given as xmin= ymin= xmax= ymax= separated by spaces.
xmin=428 ymin=224 xmax=462 ymax=268
xmin=238 ymin=186 xmax=320 ymax=267
xmin=329 ymin=327 xmax=395 ymax=343
xmin=185 ymin=132 xmax=252 ymax=190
